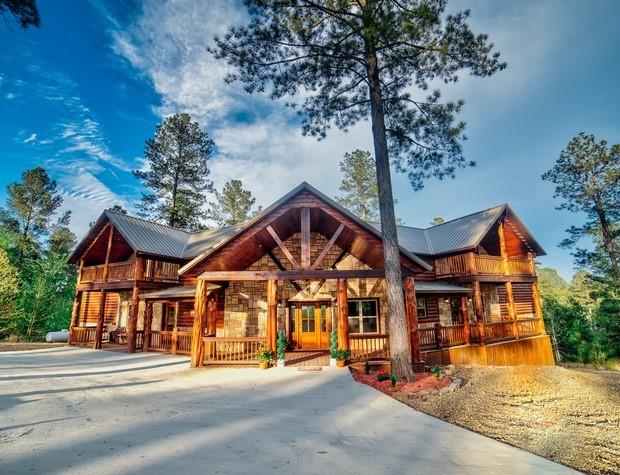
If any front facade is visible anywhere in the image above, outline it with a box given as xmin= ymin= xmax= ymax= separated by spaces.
xmin=67 ymin=183 xmax=554 ymax=367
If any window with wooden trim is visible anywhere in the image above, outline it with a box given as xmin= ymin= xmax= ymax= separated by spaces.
xmin=417 ymin=297 xmax=427 ymax=319
xmin=347 ymin=299 xmax=379 ymax=334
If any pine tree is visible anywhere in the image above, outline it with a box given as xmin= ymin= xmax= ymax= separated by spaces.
xmin=430 ymin=217 xmax=445 ymax=226
xmin=134 ymin=113 xmax=214 ymax=231
xmin=0 ymin=247 xmax=19 ymax=339
xmin=207 ymin=179 xmax=261 ymax=227
xmin=336 ymin=150 xmax=380 ymax=221
xmin=212 ymin=0 xmax=504 ymax=378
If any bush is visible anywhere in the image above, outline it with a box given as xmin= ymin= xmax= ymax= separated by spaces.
xmin=376 ymin=373 xmax=391 ymax=382
xmin=364 ymin=360 xmax=371 ymax=374
xmin=431 ymin=365 xmax=442 ymax=379
xmin=332 ymin=349 xmax=350 ymax=361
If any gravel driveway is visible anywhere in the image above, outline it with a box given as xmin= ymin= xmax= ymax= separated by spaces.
xmin=0 ymin=347 xmax=575 ymax=474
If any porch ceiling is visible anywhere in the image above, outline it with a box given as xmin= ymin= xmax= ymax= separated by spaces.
xmin=140 ymin=284 xmax=220 ymax=300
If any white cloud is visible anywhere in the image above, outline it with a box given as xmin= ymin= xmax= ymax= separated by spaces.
xmin=23 ymin=132 xmax=37 ymax=143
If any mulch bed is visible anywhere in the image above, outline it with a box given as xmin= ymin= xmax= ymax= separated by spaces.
xmin=350 ymin=368 xmax=451 ymax=396
xmin=0 ymin=342 xmax=65 ymax=352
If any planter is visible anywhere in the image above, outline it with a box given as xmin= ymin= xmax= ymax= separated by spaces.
xmin=330 ymin=357 xmax=337 ymax=367
xmin=336 ymin=359 xmax=346 ymax=368
xmin=277 ymin=359 xmax=285 ymax=368
xmin=258 ymin=361 xmax=270 ymax=370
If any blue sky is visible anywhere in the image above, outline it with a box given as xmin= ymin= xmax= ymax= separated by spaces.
xmin=0 ymin=0 xmax=619 ymax=280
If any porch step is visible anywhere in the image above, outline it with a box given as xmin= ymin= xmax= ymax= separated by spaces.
xmin=296 ymin=366 xmax=323 ymax=372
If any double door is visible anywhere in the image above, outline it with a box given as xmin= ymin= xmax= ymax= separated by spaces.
xmin=289 ymin=302 xmax=332 ymax=350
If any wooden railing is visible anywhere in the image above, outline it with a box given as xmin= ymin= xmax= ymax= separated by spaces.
xmin=440 ymin=324 xmax=467 ymax=347
xmin=149 ymin=330 xmax=173 ymax=352
xmin=203 ymin=337 xmax=266 ymax=365
xmin=70 ymin=326 xmax=97 ymax=344
xmin=349 ymin=334 xmax=390 ymax=360
xmin=80 ymin=258 xmax=180 ymax=284
xmin=483 ymin=321 xmax=515 ymax=342
xmin=517 ymin=318 xmax=543 ymax=337
xmin=176 ymin=332 xmax=192 ymax=355
xmin=434 ymin=252 xmax=535 ymax=278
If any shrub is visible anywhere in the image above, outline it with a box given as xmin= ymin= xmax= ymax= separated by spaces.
xmin=431 ymin=365 xmax=442 ymax=379
xmin=376 ymin=373 xmax=391 ymax=382
xmin=390 ymin=374 xmax=398 ymax=389
xmin=332 ymin=349 xmax=350 ymax=361
xmin=255 ymin=348 xmax=275 ymax=363
xmin=329 ymin=329 xmax=338 ymax=358
xmin=364 ymin=360 xmax=371 ymax=374
xmin=276 ymin=330 xmax=288 ymax=361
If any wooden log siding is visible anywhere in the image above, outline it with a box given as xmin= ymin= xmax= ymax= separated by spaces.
xmin=78 ymin=291 xmax=119 ymax=326
xmin=176 ymin=301 xmax=195 ymax=328
xmin=512 ymin=283 xmax=537 ymax=318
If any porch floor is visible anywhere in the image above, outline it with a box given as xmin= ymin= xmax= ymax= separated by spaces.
xmin=285 ymin=350 xmax=330 ymax=367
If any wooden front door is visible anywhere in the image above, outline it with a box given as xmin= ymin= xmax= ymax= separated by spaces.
xmin=290 ymin=302 xmax=332 ymax=350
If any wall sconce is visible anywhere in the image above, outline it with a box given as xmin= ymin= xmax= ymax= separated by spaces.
xmin=443 ymin=297 xmax=450 ymax=304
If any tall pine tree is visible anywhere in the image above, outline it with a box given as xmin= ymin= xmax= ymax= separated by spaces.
xmin=207 ymin=179 xmax=261 ymax=227
xmin=134 ymin=113 xmax=214 ymax=231
xmin=337 ymin=150 xmax=380 ymax=221
xmin=212 ymin=0 xmax=504 ymax=378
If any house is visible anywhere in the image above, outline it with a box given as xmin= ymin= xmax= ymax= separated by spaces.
xmin=67 ymin=182 xmax=554 ymax=367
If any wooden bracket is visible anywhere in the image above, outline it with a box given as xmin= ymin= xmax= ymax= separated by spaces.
xmin=266 ymin=225 xmax=300 ymax=269
xmin=311 ymin=223 xmax=345 ymax=270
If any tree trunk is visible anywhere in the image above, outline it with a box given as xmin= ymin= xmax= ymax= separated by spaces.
xmin=366 ymin=47 xmax=413 ymax=380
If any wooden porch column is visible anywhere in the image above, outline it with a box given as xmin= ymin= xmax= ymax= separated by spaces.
xmin=472 ymin=281 xmax=485 ymax=345
xmin=267 ymin=279 xmax=278 ymax=351
xmin=127 ymin=286 xmax=140 ymax=353
xmin=191 ymin=279 xmax=208 ymax=368
xmin=336 ymin=279 xmax=349 ymax=350
xmin=93 ymin=290 xmax=106 ymax=350
xmin=143 ymin=301 xmax=153 ymax=351
xmin=68 ymin=291 xmax=82 ymax=345
xmin=460 ymin=295 xmax=471 ymax=345
xmin=532 ymin=282 xmax=545 ymax=334
xmin=207 ymin=297 xmax=217 ymax=336
xmin=403 ymin=276 xmax=421 ymax=362
xmin=505 ymin=282 xmax=519 ymax=339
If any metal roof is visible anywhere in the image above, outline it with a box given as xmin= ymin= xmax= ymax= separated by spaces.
xmin=415 ymin=281 xmax=472 ymax=294
xmin=140 ymin=284 xmax=220 ymax=300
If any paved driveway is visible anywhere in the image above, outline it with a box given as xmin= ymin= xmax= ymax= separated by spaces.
xmin=0 ymin=347 xmax=575 ymax=474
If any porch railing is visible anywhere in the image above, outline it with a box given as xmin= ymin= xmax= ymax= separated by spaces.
xmin=349 ymin=334 xmax=390 ymax=360
xmin=80 ymin=258 xmax=180 ymax=284
xmin=149 ymin=330 xmax=173 ymax=352
xmin=203 ymin=337 xmax=266 ymax=365
xmin=434 ymin=252 xmax=535 ymax=278
xmin=483 ymin=321 xmax=515 ymax=342
xmin=70 ymin=326 xmax=97 ymax=344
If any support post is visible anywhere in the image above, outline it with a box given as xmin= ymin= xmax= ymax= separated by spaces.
xmin=171 ymin=327 xmax=178 ymax=355
xmin=102 ymin=227 xmax=114 ymax=282
xmin=191 ymin=280 xmax=208 ymax=367
xmin=460 ymin=295 xmax=471 ymax=345
xmin=403 ymin=276 xmax=421 ymax=363
xmin=300 ymin=207 xmax=311 ymax=269
xmin=472 ymin=281 xmax=485 ymax=345
xmin=505 ymin=282 xmax=519 ymax=339
xmin=532 ymin=282 xmax=545 ymax=334
xmin=143 ymin=301 xmax=153 ymax=351
xmin=434 ymin=322 xmax=442 ymax=349
xmin=68 ymin=291 xmax=81 ymax=345
xmin=267 ymin=279 xmax=278 ymax=351
xmin=127 ymin=286 xmax=140 ymax=353
xmin=207 ymin=297 xmax=217 ymax=336
xmin=336 ymin=279 xmax=349 ymax=350
xmin=94 ymin=290 xmax=106 ymax=350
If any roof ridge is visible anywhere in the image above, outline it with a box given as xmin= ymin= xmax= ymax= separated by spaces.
xmin=423 ymin=203 xmax=507 ymax=230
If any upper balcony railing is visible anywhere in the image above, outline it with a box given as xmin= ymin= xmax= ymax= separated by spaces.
xmin=79 ymin=258 xmax=180 ymax=284
xmin=434 ymin=252 xmax=534 ymax=278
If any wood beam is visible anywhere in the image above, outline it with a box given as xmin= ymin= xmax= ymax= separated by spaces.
xmin=197 ymin=268 xmax=408 ymax=281
xmin=191 ymin=280 xmax=208 ymax=367
xmin=82 ymin=222 xmax=111 ymax=261
xmin=266 ymin=248 xmax=304 ymax=293
xmin=460 ymin=295 xmax=471 ymax=345
xmin=311 ymin=223 xmax=345 ymax=270
xmin=472 ymin=281 xmax=485 ymax=345
xmin=267 ymin=279 xmax=278 ymax=351
xmin=102 ymin=226 xmax=114 ymax=282
xmin=93 ymin=290 xmax=106 ymax=350
xmin=127 ymin=286 xmax=140 ymax=353
xmin=300 ymin=207 xmax=311 ymax=269
xmin=532 ymin=282 xmax=545 ymax=334
xmin=403 ymin=276 xmax=421 ymax=363
xmin=266 ymin=225 xmax=300 ymax=270
xmin=143 ymin=301 xmax=153 ymax=351
xmin=207 ymin=296 xmax=217 ymax=336
xmin=336 ymin=279 xmax=349 ymax=350
xmin=505 ymin=281 xmax=519 ymax=339
xmin=68 ymin=291 xmax=82 ymax=345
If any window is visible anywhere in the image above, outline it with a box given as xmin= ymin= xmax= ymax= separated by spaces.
xmin=417 ymin=297 xmax=427 ymax=319
xmin=347 ymin=299 xmax=379 ymax=334
xmin=163 ymin=303 xmax=176 ymax=330
xmin=450 ymin=298 xmax=461 ymax=324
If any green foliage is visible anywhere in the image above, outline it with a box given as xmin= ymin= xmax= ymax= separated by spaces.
xmin=376 ymin=373 xmax=391 ymax=382
xmin=542 ymin=133 xmax=620 ymax=283
xmin=207 ymin=179 xmax=261 ymax=227
xmin=0 ymin=0 xmax=40 ymax=29
xmin=431 ymin=365 xmax=442 ymax=379
xmin=336 ymin=150 xmax=380 ymax=221
xmin=134 ymin=113 xmax=214 ymax=231
xmin=430 ymin=217 xmax=445 ymax=226
xmin=332 ymin=349 xmax=350 ymax=361
xmin=390 ymin=374 xmax=398 ymax=389
xmin=329 ymin=329 xmax=338 ymax=358
xmin=255 ymin=347 xmax=275 ymax=363
xmin=277 ymin=330 xmax=288 ymax=361
xmin=0 ymin=247 xmax=19 ymax=339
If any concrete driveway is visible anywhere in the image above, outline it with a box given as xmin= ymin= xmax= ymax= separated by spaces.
xmin=0 ymin=347 xmax=575 ymax=474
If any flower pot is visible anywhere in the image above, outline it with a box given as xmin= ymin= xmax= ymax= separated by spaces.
xmin=330 ymin=357 xmax=337 ymax=367
xmin=258 ymin=361 xmax=270 ymax=370
xmin=277 ymin=359 xmax=285 ymax=368
xmin=336 ymin=359 xmax=346 ymax=368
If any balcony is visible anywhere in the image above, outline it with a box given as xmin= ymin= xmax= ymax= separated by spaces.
xmin=434 ymin=252 xmax=534 ymax=278
xmin=79 ymin=258 xmax=180 ymax=284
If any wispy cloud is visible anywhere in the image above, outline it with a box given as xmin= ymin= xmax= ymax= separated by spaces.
xmin=23 ymin=132 xmax=37 ymax=143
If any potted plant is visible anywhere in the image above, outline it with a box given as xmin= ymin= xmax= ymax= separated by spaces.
xmin=276 ymin=330 xmax=287 ymax=367
xmin=329 ymin=329 xmax=338 ymax=366
xmin=255 ymin=348 xmax=275 ymax=369
xmin=332 ymin=349 xmax=350 ymax=368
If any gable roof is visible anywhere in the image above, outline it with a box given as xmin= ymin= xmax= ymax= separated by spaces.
xmin=69 ymin=184 xmax=545 ymax=265
xmin=369 ymin=204 xmax=545 ymax=256
xmin=178 ymin=182 xmax=433 ymax=274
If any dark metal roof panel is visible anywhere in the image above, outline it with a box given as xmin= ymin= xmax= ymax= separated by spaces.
xmin=415 ymin=281 xmax=472 ymax=293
